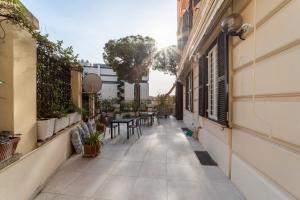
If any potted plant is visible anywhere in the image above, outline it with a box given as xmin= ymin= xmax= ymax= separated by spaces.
xmin=37 ymin=118 xmax=56 ymax=140
xmin=0 ymin=132 xmax=21 ymax=162
xmin=83 ymin=132 xmax=102 ymax=157
xmin=64 ymin=104 xmax=82 ymax=125
xmin=37 ymin=109 xmax=57 ymax=140
xmin=37 ymin=103 xmax=64 ymax=140
xmin=100 ymin=99 xmax=113 ymax=113
xmin=96 ymin=122 xmax=106 ymax=133
xmin=54 ymin=111 xmax=69 ymax=134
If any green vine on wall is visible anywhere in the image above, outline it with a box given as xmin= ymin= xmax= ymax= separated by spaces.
xmin=0 ymin=0 xmax=82 ymax=71
xmin=0 ymin=0 xmax=83 ymax=119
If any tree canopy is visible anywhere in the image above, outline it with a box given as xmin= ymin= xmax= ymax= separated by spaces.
xmin=103 ymin=35 xmax=156 ymax=84
xmin=152 ymin=45 xmax=180 ymax=77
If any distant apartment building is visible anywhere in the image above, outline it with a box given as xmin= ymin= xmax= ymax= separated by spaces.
xmin=176 ymin=0 xmax=300 ymax=199
xmin=82 ymin=61 xmax=149 ymax=101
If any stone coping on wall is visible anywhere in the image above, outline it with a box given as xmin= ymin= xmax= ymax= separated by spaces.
xmin=0 ymin=122 xmax=79 ymax=174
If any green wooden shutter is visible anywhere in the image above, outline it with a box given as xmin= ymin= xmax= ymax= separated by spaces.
xmin=198 ymin=56 xmax=206 ymax=117
xmin=217 ymin=32 xmax=229 ymax=126
xmin=185 ymin=76 xmax=189 ymax=110
xmin=191 ymin=70 xmax=194 ymax=112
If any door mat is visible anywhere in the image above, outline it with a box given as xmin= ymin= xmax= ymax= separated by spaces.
xmin=194 ymin=151 xmax=217 ymax=166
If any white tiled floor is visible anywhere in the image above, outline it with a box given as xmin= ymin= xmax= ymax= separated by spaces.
xmin=35 ymin=117 xmax=245 ymax=200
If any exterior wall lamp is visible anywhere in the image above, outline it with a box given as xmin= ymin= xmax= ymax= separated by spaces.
xmin=221 ymin=13 xmax=252 ymax=40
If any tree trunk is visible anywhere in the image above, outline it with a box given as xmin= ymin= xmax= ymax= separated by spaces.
xmin=134 ymin=82 xmax=141 ymax=110
xmin=164 ymin=82 xmax=176 ymax=96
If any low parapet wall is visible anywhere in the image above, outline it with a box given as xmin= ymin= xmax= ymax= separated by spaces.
xmin=0 ymin=123 xmax=77 ymax=200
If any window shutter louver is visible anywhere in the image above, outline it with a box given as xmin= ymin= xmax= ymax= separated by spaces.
xmin=217 ymin=32 xmax=229 ymax=126
xmin=191 ymin=70 xmax=194 ymax=112
xmin=188 ymin=0 xmax=193 ymax=31
xmin=204 ymin=55 xmax=208 ymax=118
xmin=185 ymin=77 xmax=188 ymax=110
xmin=198 ymin=56 xmax=205 ymax=117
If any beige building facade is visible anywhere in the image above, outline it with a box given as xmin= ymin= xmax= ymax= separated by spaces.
xmin=177 ymin=0 xmax=300 ymax=199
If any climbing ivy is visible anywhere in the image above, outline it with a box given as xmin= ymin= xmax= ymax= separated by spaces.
xmin=0 ymin=0 xmax=83 ymax=119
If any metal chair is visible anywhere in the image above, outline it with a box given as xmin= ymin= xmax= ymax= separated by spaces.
xmin=155 ymin=111 xmax=160 ymax=125
xmin=139 ymin=112 xmax=150 ymax=126
xmin=104 ymin=115 xmax=119 ymax=139
xmin=129 ymin=118 xmax=142 ymax=138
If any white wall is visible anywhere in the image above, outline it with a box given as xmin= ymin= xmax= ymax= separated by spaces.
xmin=100 ymin=68 xmax=116 ymax=76
xmin=83 ymin=65 xmax=149 ymax=101
xmin=124 ymin=81 xmax=149 ymax=101
xmin=101 ymin=76 xmax=118 ymax=82
xmin=124 ymin=83 xmax=134 ymax=101
xmin=100 ymin=84 xmax=118 ymax=99
xmin=83 ymin=67 xmax=99 ymax=76
xmin=140 ymin=82 xmax=150 ymax=100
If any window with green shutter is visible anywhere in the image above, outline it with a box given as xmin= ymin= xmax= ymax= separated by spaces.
xmin=198 ymin=31 xmax=229 ymax=126
xmin=185 ymin=72 xmax=193 ymax=112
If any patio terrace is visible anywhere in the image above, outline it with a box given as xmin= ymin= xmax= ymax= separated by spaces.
xmin=35 ymin=117 xmax=244 ymax=200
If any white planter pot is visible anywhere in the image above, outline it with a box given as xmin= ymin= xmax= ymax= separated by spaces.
xmin=68 ymin=112 xmax=77 ymax=125
xmin=75 ymin=113 xmax=81 ymax=123
xmin=54 ymin=116 xmax=69 ymax=133
xmin=37 ymin=118 xmax=56 ymax=141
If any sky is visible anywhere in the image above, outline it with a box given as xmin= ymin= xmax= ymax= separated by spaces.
xmin=21 ymin=0 xmax=177 ymax=96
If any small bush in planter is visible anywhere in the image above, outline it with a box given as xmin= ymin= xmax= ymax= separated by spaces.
xmin=96 ymin=123 xmax=106 ymax=133
xmin=83 ymin=132 xmax=103 ymax=157
xmin=63 ymin=103 xmax=82 ymax=125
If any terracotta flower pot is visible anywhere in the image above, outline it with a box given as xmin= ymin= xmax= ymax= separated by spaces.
xmin=0 ymin=136 xmax=20 ymax=162
xmin=96 ymin=123 xmax=106 ymax=132
xmin=83 ymin=141 xmax=101 ymax=157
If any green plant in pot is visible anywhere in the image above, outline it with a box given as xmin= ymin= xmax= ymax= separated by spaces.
xmin=83 ymin=132 xmax=102 ymax=157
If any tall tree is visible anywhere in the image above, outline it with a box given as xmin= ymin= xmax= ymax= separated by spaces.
xmin=103 ymin=35 xmax=156 ymax=108
xmin=152 ymin=45 xmax=180 ymax=77
xmin=153 ymin=45 xmax=181 ymax=96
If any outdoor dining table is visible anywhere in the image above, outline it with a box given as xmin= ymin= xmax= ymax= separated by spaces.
xmin=110 ymin=118 xmax=134 ymax=139
xmin=139 ymin=112 xmax=155 ymax=126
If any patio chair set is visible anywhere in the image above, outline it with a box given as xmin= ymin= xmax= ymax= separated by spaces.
xmin=100 ymin=112 xmax=159 ymax=140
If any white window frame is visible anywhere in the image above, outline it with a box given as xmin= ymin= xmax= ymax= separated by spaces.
xmin=188 ymin=74 xmax=192 ymax=111
xmin=207 ymin=44 xmax=218 ymax=120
